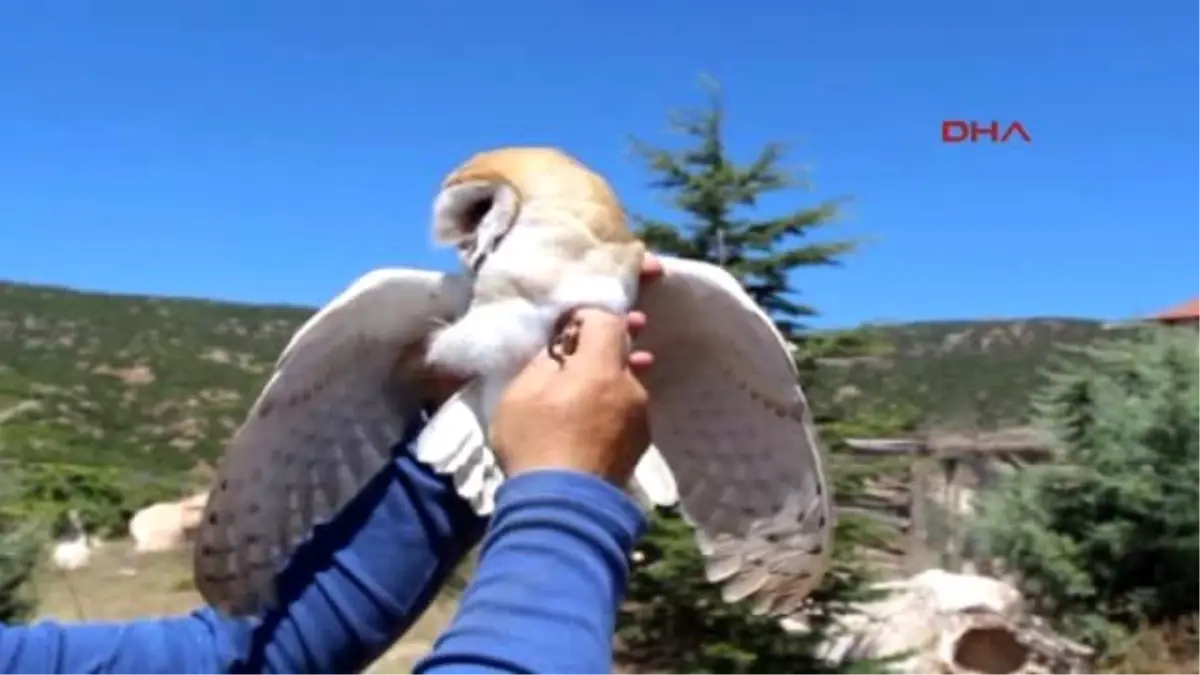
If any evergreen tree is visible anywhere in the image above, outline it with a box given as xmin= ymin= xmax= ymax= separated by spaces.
xmin=629 ymin=77 xmax=866 ymax=377
xmin=975 ymin=326 xmax=1199 ymax=657
xmin=615 ymin=78 xmax=906 ymax=674
xmin=631 ymin=81 xmax=853 ymax=340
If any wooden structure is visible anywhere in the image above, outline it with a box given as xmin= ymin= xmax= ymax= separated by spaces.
xmin=842 ymin=428 xmax=1057 ymax=575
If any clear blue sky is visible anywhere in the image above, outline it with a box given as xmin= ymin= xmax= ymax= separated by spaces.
xmin=1 ymin=1 xmax=1195 ymax=328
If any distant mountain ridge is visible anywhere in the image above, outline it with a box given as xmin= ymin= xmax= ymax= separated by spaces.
xmin=811 ymin=317 xmax=1114 ymax=428
xmin=0 ymin=279 xmax=1114 ymax=474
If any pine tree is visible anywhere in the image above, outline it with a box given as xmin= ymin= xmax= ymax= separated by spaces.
xmin=631 ymin=80 xmax=853 ymax=340
xmin=615 ymin=78 xmax=906 ymax=674
xmin=630 ymin=78 xmax=865 ymax=376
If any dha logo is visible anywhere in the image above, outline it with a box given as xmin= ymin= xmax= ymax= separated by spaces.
xmin=942 ymin=120 xmax=1032 ymax=144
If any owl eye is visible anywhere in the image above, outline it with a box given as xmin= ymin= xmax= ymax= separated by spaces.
xmin=460 ymin=197 xmax=494 ymax=235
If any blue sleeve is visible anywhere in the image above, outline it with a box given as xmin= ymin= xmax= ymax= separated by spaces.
xmin=0 ymin=419 xmax=487 ymax=674
xmin=416 ymin=470 xmax=647 ymax=675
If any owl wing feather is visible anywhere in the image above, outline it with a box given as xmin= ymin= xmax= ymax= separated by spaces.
xmin=633 ymin=254 xmax=835 ymax=617
xmin=413 ymin=386 xmax=679 ymax=517
xmin=411 ymin=385 xmax=500 ymax=515
xmin=192 ymin=267 xmax=472 ymax=616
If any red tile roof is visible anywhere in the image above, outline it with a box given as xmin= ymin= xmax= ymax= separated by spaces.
xmin=1151 ymin=297 xmax=1200 ymax=322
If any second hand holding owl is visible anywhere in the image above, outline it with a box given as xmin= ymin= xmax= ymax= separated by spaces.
xmin=491 ymin=306 xmax=654 ymax=486
xmin=411 ymin=253 xmax=663 ymax=407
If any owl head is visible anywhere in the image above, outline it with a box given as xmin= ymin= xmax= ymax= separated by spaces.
xmin=432 ymin=147 xmax=636 ymax=273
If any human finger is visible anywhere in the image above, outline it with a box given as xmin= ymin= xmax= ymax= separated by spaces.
xmin=640 ymin=252 xmax=664 ymax=281
xmin=629 ymin=350 xmax=654 ymax=371
xmin=626 ymin=310 xmax=647 ymax=337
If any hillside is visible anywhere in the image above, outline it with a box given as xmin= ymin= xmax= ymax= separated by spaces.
xmin=0 ymin=279 xmax=1115 ymax=476
xmin=814 ymin=317 xmax=1114 ymax=429
xmin=0 ymin=281 xmax=309 ymax=474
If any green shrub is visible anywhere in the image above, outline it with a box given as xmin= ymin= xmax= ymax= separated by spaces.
xmin=0 ymin=469 xmax=45 ymax=623
xmin=11 ymin=462 xmax=184 ymax=539
xmin=976 ymin=326 xmax=1199 ymax=654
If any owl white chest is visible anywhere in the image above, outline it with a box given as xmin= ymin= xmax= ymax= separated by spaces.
xmin=425 ymin=225 xmax=639 ymax=422
xmin=416 ymin=226 xmax=640 ymax=515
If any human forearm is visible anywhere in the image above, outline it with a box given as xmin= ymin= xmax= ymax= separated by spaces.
xmin=416 ymin=470 xmax=646 ymax=674
xmin=247 ymin=449 xmax=486 ymax=673
xmin=0 ymin=420 xmax=487 ymax=674
xmin=0 ymin=611 xmax=239 ymax=674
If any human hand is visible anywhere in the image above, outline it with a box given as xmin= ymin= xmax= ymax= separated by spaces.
xmin=488 ymin=306 xmax=655 ymax=486
xmin=413 ymin=253 xmax=664 ymax=408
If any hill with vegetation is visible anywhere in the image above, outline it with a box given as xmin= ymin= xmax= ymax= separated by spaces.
xmin=814 ymin=317 xmax=1115 ymax=429
xmin=0 ymin=280 xmax=308 ymax=476
xmin=0 ymin=278 xmax=1115 ymax=478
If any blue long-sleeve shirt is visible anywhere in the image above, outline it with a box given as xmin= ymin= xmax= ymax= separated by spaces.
xmin=0 ymin=421 xmax=647 ymax=674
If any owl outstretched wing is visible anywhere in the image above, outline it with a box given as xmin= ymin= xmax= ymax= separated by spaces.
xmin=633 ymin=254 xmax=835 ymax=617
xmin=192 ymin=268 xmax=472 ymax=616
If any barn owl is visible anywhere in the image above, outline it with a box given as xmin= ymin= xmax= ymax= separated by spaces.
xmin=192 ymin=147 xmax=833 ymax=621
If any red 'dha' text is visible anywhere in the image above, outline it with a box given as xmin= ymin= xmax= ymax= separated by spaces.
xmin=942 ymin=120 xmax=1032 ymax=144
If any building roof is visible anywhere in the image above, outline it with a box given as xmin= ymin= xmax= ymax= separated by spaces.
xmin=1151 ymin=297 xmax=1200 ymax=322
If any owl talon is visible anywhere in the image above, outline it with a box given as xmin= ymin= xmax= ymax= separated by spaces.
xmin=547 ymin=317 xmax=582 ymax=366
xmin=548 ymin=338 xmax=566 ymax=366
xmin=560 ymin=326 xmax=580 ymax=356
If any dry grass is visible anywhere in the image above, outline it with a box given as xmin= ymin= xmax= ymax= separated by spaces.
xmin=33 ymin=542 xmax=1198 ymax=674
xmin=1099 ymin=618 xmax=1199 ymax=674
xmin=33 ymin=540 xmax=458 ymax=674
